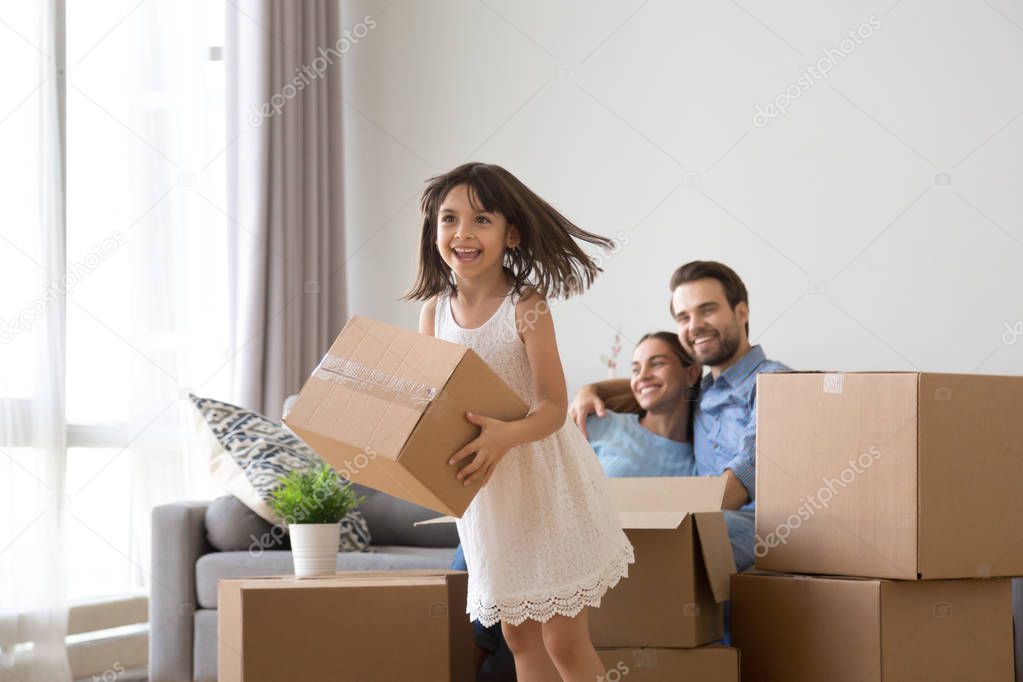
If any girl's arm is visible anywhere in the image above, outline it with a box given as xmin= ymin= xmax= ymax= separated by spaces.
xmin=448 ymin=288 xmax=568 ymax=487
xmin=503 ymin=288 xmax=568 ymax=444
xmin=418 ymin=297 xmax=437 ymax=337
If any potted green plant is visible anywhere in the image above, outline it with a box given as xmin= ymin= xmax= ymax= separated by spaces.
xmin=269 ymin=462 xmax=364 ymax=578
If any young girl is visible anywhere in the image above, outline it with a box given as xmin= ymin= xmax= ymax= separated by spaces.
xmin=406 ymin=162 xmax=635 ymax=681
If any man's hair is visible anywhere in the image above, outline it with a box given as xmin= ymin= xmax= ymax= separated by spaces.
xmin=668 ymin=260 xmax=749 ymax=337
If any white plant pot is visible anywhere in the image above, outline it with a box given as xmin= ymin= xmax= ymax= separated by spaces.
xmin=289 ymin=522 xmax=340 ymax=578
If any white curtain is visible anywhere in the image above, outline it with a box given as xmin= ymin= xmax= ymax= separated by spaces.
xmin=0 ymin=0 xmax=72 ymax=678
xmin=1 ymin=1 xmax=229 ymax=678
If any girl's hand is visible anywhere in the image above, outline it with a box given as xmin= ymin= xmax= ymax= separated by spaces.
xmin=448 ymin=412 xmax=517 ymax=488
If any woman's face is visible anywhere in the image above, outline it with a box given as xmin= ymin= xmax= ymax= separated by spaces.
xmin=629 ymin=338 xmax=699 ymax=412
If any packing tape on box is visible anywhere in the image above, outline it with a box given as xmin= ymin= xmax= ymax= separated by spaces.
xmin=313 ymin=354 xmax=440 ymax=407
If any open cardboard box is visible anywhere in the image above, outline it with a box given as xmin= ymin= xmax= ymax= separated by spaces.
xmin=217 ymin=570 xmax=474 ymax=682
xmin=417 ymin=476 xmax=736 ymax=648
xmin=283 ymin=315 xmax=529 ymax=518
xmin=731 ymin=571 xmax=1015 ymax=681
xmin=756 ymin=371 xmax=1023 ymax=579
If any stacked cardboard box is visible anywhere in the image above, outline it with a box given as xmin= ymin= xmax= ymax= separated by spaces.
xmin=735 ymin=372 xmax=1023 ymax=681
xmin=218 ymin=570 xmax=474 ymax=682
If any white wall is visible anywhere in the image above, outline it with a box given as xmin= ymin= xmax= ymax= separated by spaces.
xmin=340 ymin=0 xmax=1023 ymax=392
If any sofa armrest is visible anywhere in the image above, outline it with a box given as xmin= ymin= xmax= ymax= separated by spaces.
xmin=149 ymin=501 xmax=214 ymax=682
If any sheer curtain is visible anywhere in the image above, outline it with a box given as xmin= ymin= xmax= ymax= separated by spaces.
xmin=2 ymin=1 xmax=229 ymax=679
xmin=0 ymin=0 xmax=71 ymax=678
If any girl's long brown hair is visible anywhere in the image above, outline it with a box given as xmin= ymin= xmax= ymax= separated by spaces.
xmin=404 ymin=162 xmax=615 ymax=301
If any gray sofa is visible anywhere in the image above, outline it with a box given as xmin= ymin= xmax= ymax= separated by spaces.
xmin=148 ymin=396 xmax=461 ymax=682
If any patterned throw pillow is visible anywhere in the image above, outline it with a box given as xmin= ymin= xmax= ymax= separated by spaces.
xmin=189 ymin=394 xmax=371 ymax=552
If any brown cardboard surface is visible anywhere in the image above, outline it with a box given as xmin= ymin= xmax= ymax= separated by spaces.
xmin=694 ymin=511 xmax=737 ymax=603
xmin=732 ymin=572 xmax=1014 ymax=682
xmin=284 ymin=315 xmax=528 ymax=517
xmin=756 ymin=371 xmax=1023 ymax=579
xmin=217 ymin=570 xmax=473 ymax=682
xmin=880 ymin=578 xmax=1014 ymax=680
xmin=596 ymin=645 xmax=739 ymax=681
xmin=604 ymin=475 xmax=726 ymax=513
xmin=916 ymin=373 xmax=1023 ymax=578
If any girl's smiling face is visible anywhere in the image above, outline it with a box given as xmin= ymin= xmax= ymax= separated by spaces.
xmin=436 ymin=184 xmax=519 ymax=280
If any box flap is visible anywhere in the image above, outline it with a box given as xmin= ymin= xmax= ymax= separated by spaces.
xmin=693 ymin=512 xmax=736 ymax=603
xmin=617 ymin=510 xmax=691 ymax=529
xmin=604 ymin=476 xmax=726 ymax=514
xmin=415 ymin=477 xmax=726 ymax=530
xmin=413 ymin=515 xmax=458 ymax=526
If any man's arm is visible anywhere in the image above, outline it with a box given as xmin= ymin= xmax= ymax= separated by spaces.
xmin=569 ymin=379 xmax=636 ymax=437
xmin=588 ymin=378 xmax=630 ymax=401
xmin=722 ymin=469 xmax=750 ymax=510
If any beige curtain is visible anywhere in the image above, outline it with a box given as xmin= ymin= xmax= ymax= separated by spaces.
xmin=226 ymin=0 xmax=347 ymax=419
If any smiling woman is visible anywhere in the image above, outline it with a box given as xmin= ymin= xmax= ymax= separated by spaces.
xmin=586 ymin=332 xmax=701 ymax=478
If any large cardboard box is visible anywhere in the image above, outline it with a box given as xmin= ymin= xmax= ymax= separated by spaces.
xmin=731 ymin=572 xmax=1015 ymax=682
xmin=596 ymin=645 xmax=739 ymax=681
xmin=283 ymin=315 xmax=529 ymax=517
xmin=756 ymin=372 xmax=1023 ymax=579
xmin=420 ymin=477 xmax=736 ymax=648
xmin=218 ymin=570 xmax=474 ymax=682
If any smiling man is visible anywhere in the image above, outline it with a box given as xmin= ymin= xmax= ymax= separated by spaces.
xmin=570 ymin=260 xmax=790 ymax=571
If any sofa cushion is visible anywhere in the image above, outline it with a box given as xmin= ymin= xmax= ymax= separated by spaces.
xmin=205 ymin=495 xmax=290 ymax=552
xmin=194 ymin=547 xmax=458 ymax=609
xmin=353 ymin=483 xmax=460 ymax=548
xmin=189 ymin=393 xmax=371 ymax=551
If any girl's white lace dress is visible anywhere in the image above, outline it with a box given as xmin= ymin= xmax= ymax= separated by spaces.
xmin=435 ymin=287 xmax=635 ymax=627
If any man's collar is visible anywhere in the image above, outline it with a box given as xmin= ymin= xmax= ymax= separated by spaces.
xmin=702 ymin=345 xmax=766 ymax=389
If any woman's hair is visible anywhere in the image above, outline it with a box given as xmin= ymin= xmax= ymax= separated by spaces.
xmin=637 ymin=331 xmax=696 ymax=369
xmin=404 ymin=162 xmax=615 ymax=301
xmin=634 ymin=331 xmax=701 ymax=438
